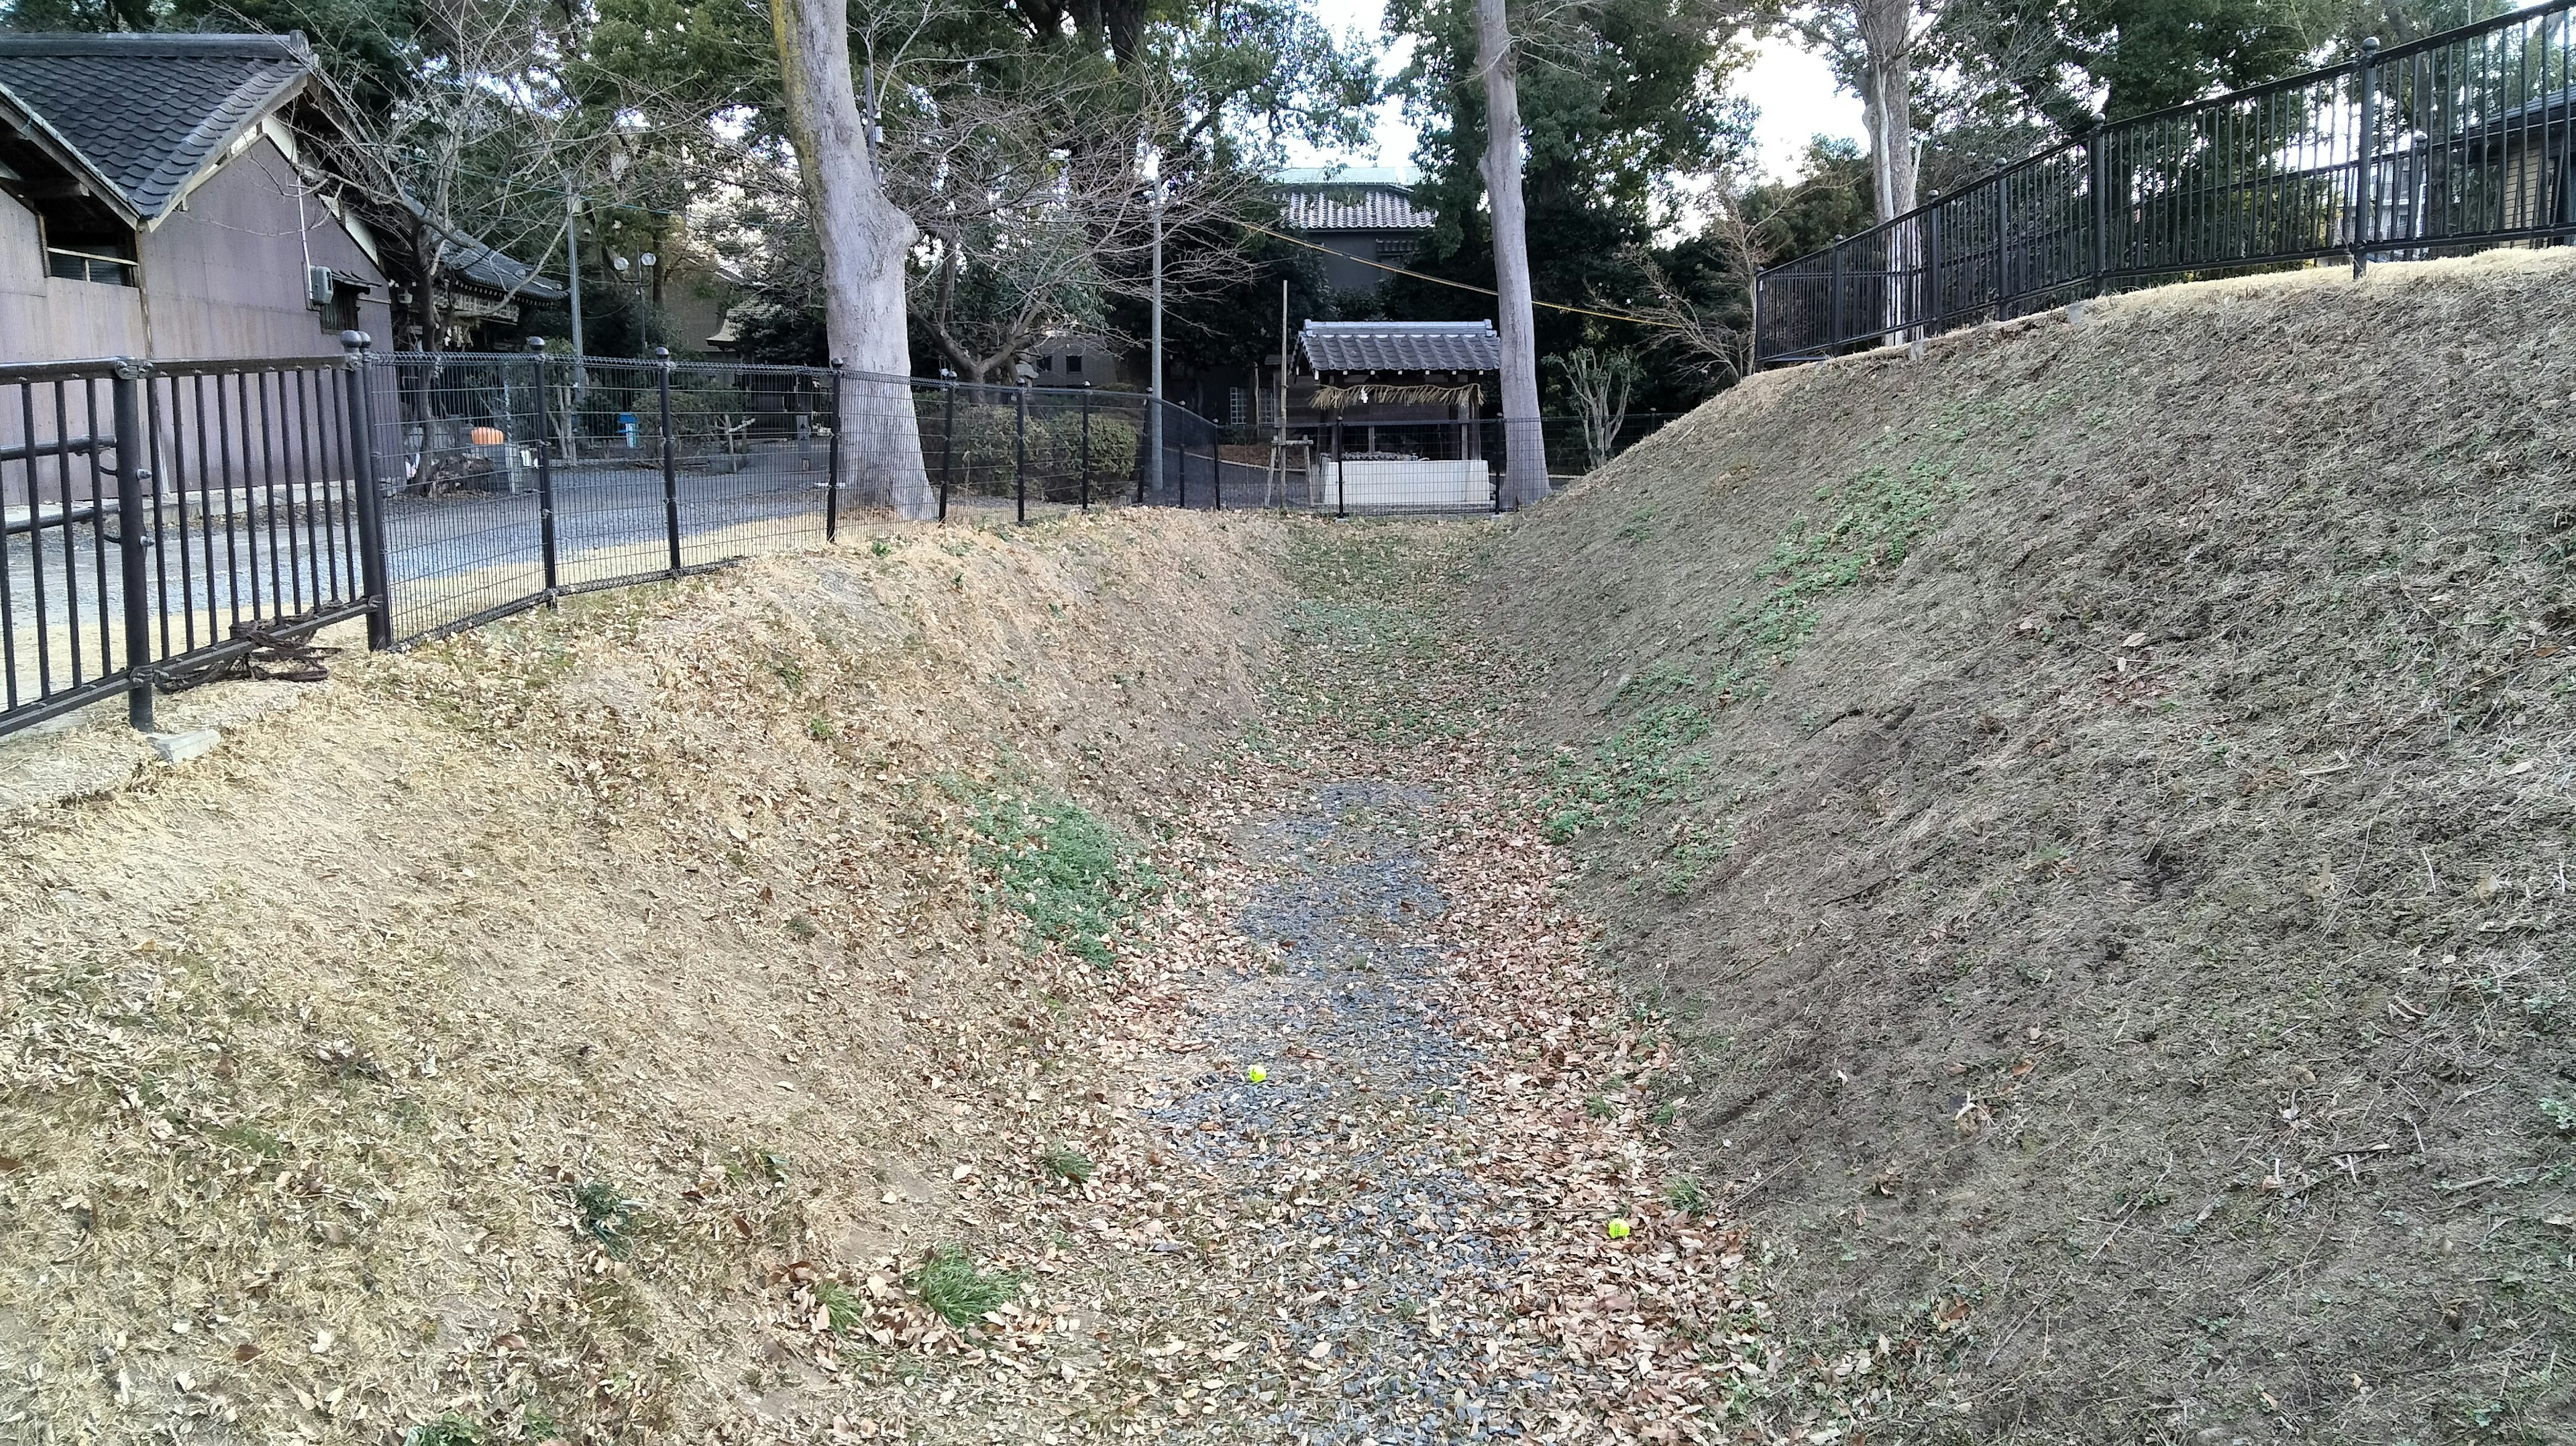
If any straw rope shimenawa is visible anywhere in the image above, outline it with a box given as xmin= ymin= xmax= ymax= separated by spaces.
xmin=1309 ymin=383 xmax=1485 ymax=412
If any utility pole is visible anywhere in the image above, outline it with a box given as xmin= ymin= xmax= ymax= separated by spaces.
xmin=1147 ymin=160 xmax=1165 ymax=501
xmin=562 ymin=178 xmax=586 ymax=394
xmin=1275 ymin=278 xmax=1288 ymax=510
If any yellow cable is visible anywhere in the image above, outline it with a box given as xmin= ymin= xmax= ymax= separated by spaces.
xmin=1234 ymin=217 xmax=1684 ymax=331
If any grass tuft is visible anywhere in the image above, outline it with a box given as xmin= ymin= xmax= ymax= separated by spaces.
xmin=911 ymin=1245 xmax=1019 ymax=1327
xmin=402 ymin=1414 xmax=484 ymax=1446
xmin=568 ymin=1178 xmax=641 ymax=1256
xmin=814 ymin=1279 xmax=867 ymax=1332
xmin=1038 ymin=1144 xmax=1095 ymax=1182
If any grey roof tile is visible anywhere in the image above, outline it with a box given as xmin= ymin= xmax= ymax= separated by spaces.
xmin=0 ymin=32 xmax=308 ymax=223
xmin=1300 ymin=321 xmax=1499 ymax=373
xmin=0 ymin=32 xmax=565 ymax=303
xmin=1279 ymin=184 xmax=1434 ymax=233
xmin=402 ymin=194 xmax=567 ymax=302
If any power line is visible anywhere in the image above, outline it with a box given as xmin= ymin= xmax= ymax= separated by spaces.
xmin=1232 ymin=217 xmax=1682 ymax=331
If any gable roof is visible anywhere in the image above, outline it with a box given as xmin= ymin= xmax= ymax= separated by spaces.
xmin=1301 ymin=320 xmax=1499 ymax=373
xmin=1277 ymin=170 xmax=1435 ymax=234
xmin=397 ymin=194 xmax=568 ymax=302
xmin=0 ymin=31 xmax=310 ymax=227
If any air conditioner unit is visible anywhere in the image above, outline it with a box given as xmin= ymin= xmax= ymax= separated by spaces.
xmin=307 ymin=264 xmax=336 ymax=307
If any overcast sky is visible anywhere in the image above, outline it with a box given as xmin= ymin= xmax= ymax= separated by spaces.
xmin=1281 ymin=1 xmax=1866 ymax=183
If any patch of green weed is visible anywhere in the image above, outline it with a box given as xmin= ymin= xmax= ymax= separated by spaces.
xmin=1536 ymin=701 xmax=1717 ymax=841
xmin=963 ymin=787 xmax=1160 ymax=965
xmin=402 ymin=1414 xmax=483 ymax=1446
xmin=912 ymin=1246 xmax=1018 ymax=1327
xmin=568 ymin=1178 xmax=641 ymax=1256
xmin=1725 ymin=455 xmax=1963 ymax=673
xmin=211 ymin=1122 xmax=285 ymax=1158
xmin=814 ymin=1280 xmax=868 ymax=1332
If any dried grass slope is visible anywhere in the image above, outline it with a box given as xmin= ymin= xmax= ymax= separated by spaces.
xmin=1485 ymin=251 xmax=2576 ymax=1441
xmin=0 ymin=512 xmax=1283 ymax=1443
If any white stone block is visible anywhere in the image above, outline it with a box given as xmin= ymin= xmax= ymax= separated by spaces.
xmin=149 ymin=728 xmax=221 ymax=765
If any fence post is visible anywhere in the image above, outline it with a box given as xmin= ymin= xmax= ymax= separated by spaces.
xmin=2088 ymin=123 xmax=2110 ymax=295
xmin=109 ymin=357 xmax=156 ymax=730
xmin=1925 ymin=194 xmax=1945 ymax=333
xmin=825 ymin=359 xmax=844 ymax=543
xmin=339 ymin=331 xmax=392 ymax=651
xmin=1177 ymin=426 xmax=1189 ymax=509
xmin=656 ymin=346 xmax=682 ymax=575
xmin=2354 ymin=36 xmax=2381 ymax=277
xmin=1014 ymin=382 xmax=1028 ymax=524
xmin=527 ymin=338 xmax=559 ymax=598
xmin=939 ymin=378 xmax=956 ymax=522
xmin=1135 ymin=400 xmax=1149 ymax=504
xmin=1827 ymin=237 xmax=1845 ymax=354
xmin=1212 ymin=435 xmax=1222 ymax=511
xmin=1332 ymin=414 xmax=1346 ymax=519
xmin=1993 ymin=180 xmax=2010 ymax=318
xmin=1079 ymin=384 xmax=1091 ymax=512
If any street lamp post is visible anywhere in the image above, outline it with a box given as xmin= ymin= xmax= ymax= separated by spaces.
xmin=612 ymin=252 xmax=658 ymax=352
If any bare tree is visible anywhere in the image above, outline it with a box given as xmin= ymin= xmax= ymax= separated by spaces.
xmin=769 ymin=0 xmax=933 ymax=516
xmin=287 ymin=0 xmax=593 ymax=353
xmin=890 ymin=75 xmax=1258 ymax=382
xmin=1550 ymin=347 xmax=1640 ymax=471
xmin=1474 ymin=0 xmax=1549 ymax=510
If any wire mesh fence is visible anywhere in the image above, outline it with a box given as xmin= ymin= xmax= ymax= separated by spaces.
xmin=372 ymin=349 xmax=839 ymax=643
xmin=1208 ymin=412 xmax=1684 ymax=514
xmin=2 ymin=340 xmax=1654 ymax=740
xmin=916 ymin=380 xmax=1157 ymax=519
xmin=1756 ymin=0 xmax=2576 ymax=364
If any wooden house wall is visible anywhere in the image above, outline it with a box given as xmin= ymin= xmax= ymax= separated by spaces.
xmin=138 ymin=137 xmax=392 ymax=361
xmin=2 ymin=135 xmax=391 ymax=508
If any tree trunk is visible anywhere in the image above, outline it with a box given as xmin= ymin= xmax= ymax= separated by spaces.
xmin=1473 ymin=0 xmax=1548 ymax=512
xmin=1858 ymin=0 xmax=1917 ymax=225
xmin=769 ymin=0 xmax=933 ymax=518
xmin=1858 ymin=0 xmax=1919 ymax=341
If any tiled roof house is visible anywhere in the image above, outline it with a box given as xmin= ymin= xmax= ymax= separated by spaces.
xmin=0 ymin=32 xmax=394 ymax=360
xmin=1273 ymin=167 xmax=1434 ymax=298
xmin=0 ymin=31 xmax=561 ymax=362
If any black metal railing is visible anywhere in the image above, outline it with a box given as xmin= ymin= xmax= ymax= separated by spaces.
xmin=7 ymin=339 xmax=1665 ymax=741
xmin=372 ymin=346 xmax=856 ymax=643
xmin=1756 ymin=0 xmax=2576 ymax=365
xmin=0 ymin=339 xmax=1265 ymax=740
xmin=3 ymin=353 xmax=380 ymax=735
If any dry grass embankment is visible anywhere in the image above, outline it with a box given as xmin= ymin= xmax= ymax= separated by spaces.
xmin=1485 ymin=251 xmax=2576 ymax=1441
xmin=0 ymin=510 xmax=1283 ymax=1443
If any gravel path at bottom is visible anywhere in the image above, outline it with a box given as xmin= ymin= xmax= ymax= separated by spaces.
xmin=1089 ymin=766 xmax=1770 ymax=1445
xmin=1143 ymin=778 xmax=1537 ymax=1442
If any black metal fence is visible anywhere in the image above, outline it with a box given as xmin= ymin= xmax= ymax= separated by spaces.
xmin=1756 ymin=0 xmax=2576 ymax=365
xmin=3 ymin=339 xmax=1672 ymax=741
xmin=1214 ymin=412 xmax=1684 ymax=513
xmin=0 ymin=340 xmax=1425 ymax=741
xmin=3 ymin=355 xmax=382 ymax=736
xmin=373 ymin=349 xmax=851 ymax=643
